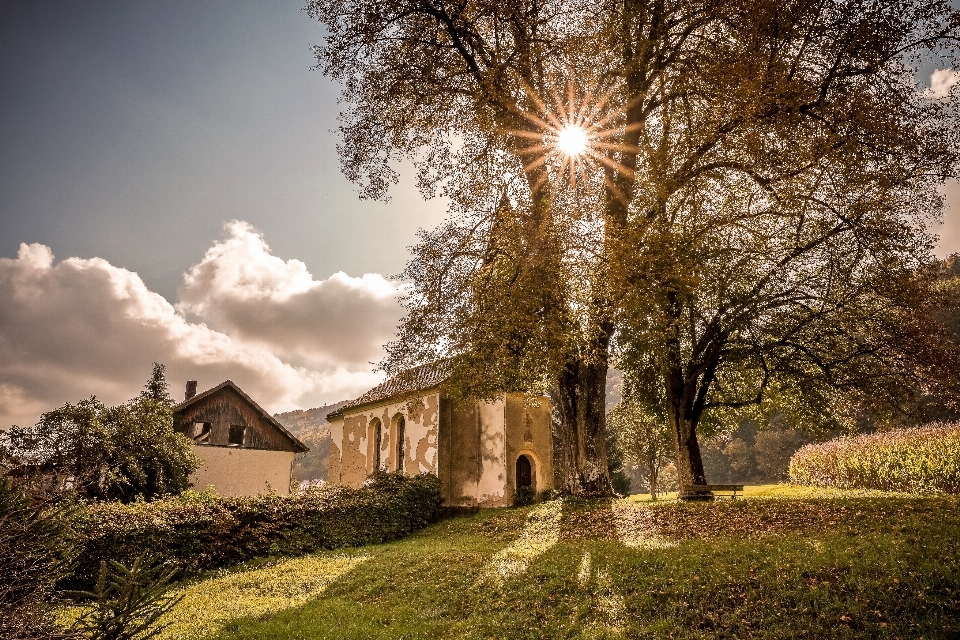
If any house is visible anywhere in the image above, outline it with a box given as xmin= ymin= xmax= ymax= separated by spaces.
xmin=326 ymin=362 xmax=554 ymax=507
xmin=173 ymin=380 xmax=308 ymax=497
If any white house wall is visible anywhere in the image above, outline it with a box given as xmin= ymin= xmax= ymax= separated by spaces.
xmin=190 ymin=446 xmax=295 ymax=497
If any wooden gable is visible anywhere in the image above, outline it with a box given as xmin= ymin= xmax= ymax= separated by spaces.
xmin=173 ymin=381 xmax=308 ymax=453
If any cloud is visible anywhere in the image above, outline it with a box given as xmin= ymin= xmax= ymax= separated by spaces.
xmin=0 ymin=223 xmax=397 ymax=429
xmin=177 ymin=221 xmax=404 ymax=370
xmin=927 ymin=68 xmax=959 ymax=99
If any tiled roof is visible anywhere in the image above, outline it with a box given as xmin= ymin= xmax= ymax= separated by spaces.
xmin=327 ymin=361 xmax=450 ymax=419
xmin=174 ymin=380 xmax=309 ymax=453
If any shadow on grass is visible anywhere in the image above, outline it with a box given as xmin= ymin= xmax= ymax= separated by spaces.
xmin=151 ymin=495 xmax=960 ymax=640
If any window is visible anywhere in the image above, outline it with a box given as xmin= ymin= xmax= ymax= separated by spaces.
xmin=192 ymin=422 xmax=211 ymax=444
xmin=228 ymin=424 xmax=245 ymax=446
xmin=395 ymin=415 xmax=406 ymax=473
xmin=370 ymin=418 xmax=382 ymax=471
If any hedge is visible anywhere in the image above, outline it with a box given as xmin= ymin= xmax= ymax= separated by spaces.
xmin=67 ymin=472 xmax=441 ymax=589
xmin=788 ymin=423 xmax=960 ymax=494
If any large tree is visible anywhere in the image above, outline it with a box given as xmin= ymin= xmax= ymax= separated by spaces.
xmin=309 ymin=0 xmax=960 ymax=495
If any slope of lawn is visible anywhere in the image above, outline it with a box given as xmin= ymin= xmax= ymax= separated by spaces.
xmin=150 ymin=485 xmax=960 ymax=640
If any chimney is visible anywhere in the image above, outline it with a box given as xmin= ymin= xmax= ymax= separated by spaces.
xmin=185 ymin=380 xmax=197 ymax=401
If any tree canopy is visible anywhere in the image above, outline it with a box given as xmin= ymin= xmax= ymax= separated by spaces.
xmin=309 ymin=0 xmax=960 ymax=494
xmin=1 ymin=364 xmax=199 ymax=502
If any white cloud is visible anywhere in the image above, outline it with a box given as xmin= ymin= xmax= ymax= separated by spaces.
xmin=177 ymin=221 xmax=404 ymax=370
xmin=0 ymin=223 xmax=396 ymax=429
xmin=927 ymin=68 xmax=960 ymax=99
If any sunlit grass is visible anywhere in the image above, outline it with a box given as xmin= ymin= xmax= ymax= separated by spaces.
xmin=626 ymin=483 xmax=904 ymax=502
xmin=480 ymin=499 xmax=563 ymax=584
xmin=152 ymin=553 xmax=369 ymax=640
xmin=91 ymin=489 xmax=960 ymax=639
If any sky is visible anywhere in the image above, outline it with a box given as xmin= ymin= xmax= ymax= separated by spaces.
xmin=1 ymin=1 xmax=959 ymax=428
xmin=0 ymin=0 xmax=453 ymax=427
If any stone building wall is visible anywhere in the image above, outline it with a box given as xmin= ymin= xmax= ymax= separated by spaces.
xmin=330 ymin=390 xmax=554 ymax=508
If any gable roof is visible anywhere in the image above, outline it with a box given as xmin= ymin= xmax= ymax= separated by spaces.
xmin=174 ymin=380 xmax=308 ymax=453
xmin=327 ymin=361 xmax=450 ymax=420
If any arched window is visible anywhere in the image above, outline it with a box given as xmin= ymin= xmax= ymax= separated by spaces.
xmin=395 ymin=415 xmax=406 ymax=473
xmin=516 ymin=454 xmax=533 ymax=488
xmin=370 ymin=418 xmax=382 ymax=472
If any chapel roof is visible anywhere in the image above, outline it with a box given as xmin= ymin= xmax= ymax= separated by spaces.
xmin=327 ymin=360 xmax=450 ymax=420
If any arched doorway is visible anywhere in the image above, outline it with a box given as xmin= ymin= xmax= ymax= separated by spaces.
xmin=516 ymin=454 xmax=533 ymax=489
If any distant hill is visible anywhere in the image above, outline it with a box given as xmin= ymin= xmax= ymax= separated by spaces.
xmin=274 ymin=400 xmax=350 ymax=483
xmin=274 ymin=400 xmax=350 ymax=435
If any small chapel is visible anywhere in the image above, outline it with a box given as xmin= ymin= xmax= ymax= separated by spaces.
xmin=326 ymin=362 xmax=555 ymax=507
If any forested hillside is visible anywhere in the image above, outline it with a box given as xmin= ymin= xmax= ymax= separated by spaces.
xmin=274 ymin=400 xmax=350 ymax=483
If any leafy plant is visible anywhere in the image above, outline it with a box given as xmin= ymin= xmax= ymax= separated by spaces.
xmin=69 ymin=554 xmax=181 ymax=640
xmin=1 ymin=364 xmax=199 ymax=502
xmin=0 ymin=477 xmax=78 ymax=640
xmin=514 ymin=486 xmax=536 ymax=507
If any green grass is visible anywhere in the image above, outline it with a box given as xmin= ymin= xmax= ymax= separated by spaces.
xmin=145 ymin=485 xmax=959 ymax=639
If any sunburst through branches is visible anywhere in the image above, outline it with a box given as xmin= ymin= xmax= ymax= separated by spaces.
xmin=507 ymin=80 xmax=640 ymax=197
xmin=556 ymin=126 xmax=588 ymax=156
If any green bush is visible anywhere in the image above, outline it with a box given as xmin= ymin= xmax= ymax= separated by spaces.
xmin=514 ymin=486 xmax=535 ymax=506
xmin=68 ymin=472 xmax=441 ymax=589
xmin=789 ymin=422 xmax=960 ymax=493
xmin=0 ymin=477 xmax=78 ymax=639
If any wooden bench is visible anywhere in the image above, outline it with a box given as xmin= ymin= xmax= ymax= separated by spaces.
xmin=680 ymin=484 xmax=744 ymax=501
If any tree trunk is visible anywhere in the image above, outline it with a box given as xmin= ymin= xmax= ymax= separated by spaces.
xmin=648 ymin=457 xmax=658 ymax=501
xmin=667 ymin=402 xmax=710 ymax=500
xmin=555 ymin=354 xmax=613 ymax=496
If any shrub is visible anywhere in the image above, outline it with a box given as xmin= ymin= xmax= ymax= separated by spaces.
xmin=68 ymin=554 xmax=182 ymax=640
xmin=2 ymin=365 xmax=199 ymax=502
xmin=514 ymin=486 xmax=536 ymax=506
xmin=68 ymin=472 xmax=441 ymax=589
xmin=0 ymin=477 xmax=78 ymax=640
xmin=789 ymin=423 xmax=960 ymax=493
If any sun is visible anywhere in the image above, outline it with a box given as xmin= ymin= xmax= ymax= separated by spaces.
xmin=556 ymin=126 xmax=589 ymax=156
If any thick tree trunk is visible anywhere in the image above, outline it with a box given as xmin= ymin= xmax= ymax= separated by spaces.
xmin=668 ymin=408 xmax=709 ymax=499
xmin=555 ymin=354 xmax=613 ymax=496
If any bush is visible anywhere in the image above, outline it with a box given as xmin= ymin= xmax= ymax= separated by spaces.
xmin=0 ymin=477 xmax=78 ymax=639
xmin=514 ymin=486 xmax=535 ymax=506
xmin=2 ymin=365 xmax=199 ymax=502
xmin=789 ymin=423 xmax=960 ymax=493
xmin=67 ymin=472 xmax=441 ymax=589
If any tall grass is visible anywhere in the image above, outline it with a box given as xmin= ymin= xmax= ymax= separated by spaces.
xmin=789 ymin=422 xmax=960 ymax=493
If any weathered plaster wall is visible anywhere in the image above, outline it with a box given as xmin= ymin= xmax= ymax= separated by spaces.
xmin=440 ymin=398 xmax=510 ymax=508
xmin=339 ymin=412 xmax=368 ymax=488
xmin=190 ymin=446 xmax=295 ymax=496
xmin=335 ymin=391 xmax=441 ymax=489
xmin=505 ymin=394 xmax=554 ymax=497
xmin=476 ymin=399 xmax=508 ymax=506
xmin=439 ymin=400 xmax=479 ymax=506
xmin=332 ymin=390 xmax=552 ymax=508
xmin=326 ymin=416 xmax=343 ymax=484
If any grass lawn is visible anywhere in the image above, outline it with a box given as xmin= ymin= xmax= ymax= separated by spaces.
xmin=148 ymin=485 xmax=959 ymax=639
